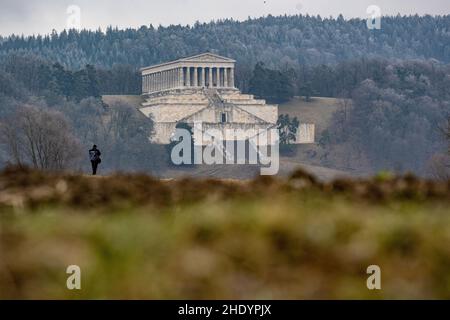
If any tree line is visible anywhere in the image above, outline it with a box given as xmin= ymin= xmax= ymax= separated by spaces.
xmin=320 ymin=59 xmax=450 ymax=175
xmin=1 ymin=14 xmax=449 ymax=71
xmin=0 ymin=55 xmax=141 ymax=102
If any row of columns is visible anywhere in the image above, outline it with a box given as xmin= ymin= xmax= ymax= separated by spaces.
xmin=143 ymin=68 xmax=182 ymax=93
xmin=142 ymin=66 xmax=235 ymax=93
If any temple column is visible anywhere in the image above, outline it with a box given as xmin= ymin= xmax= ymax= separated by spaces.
xmin=150 ymin=74 xmax=154 ymax=92
xmin=200 ymin=68 xmax=205 ymax=87
xmin=166 ymin=71 xmax=169 ymax=89
xmin=156 ymin=73 xmax=159 ymax=91
xmin=164 ymin=70 xmax=170 ymax=90
xmin=181 ymin=67 xmax=185 ymax=88
xmin=193 ymin=67 xmax=198 ymax=87
xmin=216 ymin=68 xmax=220 ymax=88
xmin=186 ymin=67 xmax=191 ymax=87
xmin=223 ymin=68 xmax=226 ymax=87
xmin=172 ymin=69 xmax=176 ymax=88
xmin=173 ymin=69 xmax=176 ymax=88
xmin=175 ymin=68 xmax=178 ymax=88
xmin=175 ymin=69 xmax=178 ymax=88
xmin=224 ymin=69 xmax=228 ymax=88
xmin=207 ymin=68 xmax=212 ymax=87
xmin=230 ymin=68 xmax=235 ymax=88
xmin=182 ymin=68 xmax=186 ymax=86
xmin=178 ymin=67 xmax=183 ymax=88
xmin=214 ymin=67 xmax=219 ymax=87
xmin=217 ymin=67 xmax=221 ymax=87
xmin=165 ymin=71 xmax=168 ymax=89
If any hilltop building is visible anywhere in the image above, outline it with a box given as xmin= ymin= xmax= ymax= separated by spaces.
xmin=139 ymin=53 xmax=314 ymax=145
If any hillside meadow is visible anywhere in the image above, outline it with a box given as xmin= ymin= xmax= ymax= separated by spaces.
xmin=0 ymin=166 xmax=449 ymax=299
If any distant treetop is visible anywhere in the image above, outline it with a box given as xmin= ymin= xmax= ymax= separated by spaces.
xmin=0 ymin=14 xmax=449 ymax=70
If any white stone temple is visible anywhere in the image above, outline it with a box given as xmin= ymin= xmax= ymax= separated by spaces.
xmin=139 ymin=53 xmax=280 ymax=145
xmin=141 ymin=52 xmax=236 ymax=92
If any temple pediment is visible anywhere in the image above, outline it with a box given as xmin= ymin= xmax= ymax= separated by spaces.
xmin=181 ymin=53 xmax=236 ymax=63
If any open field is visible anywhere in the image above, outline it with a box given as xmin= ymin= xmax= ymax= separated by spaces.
xmin=0 ymin=167 xmax=449 ymax=299
xmin=102 ymin=95 xmax=145 ymax=107
xmin=279 ymin=96 xmax=339 ymax=136
xmin=163 ymin=161 xmax=349 ymax=181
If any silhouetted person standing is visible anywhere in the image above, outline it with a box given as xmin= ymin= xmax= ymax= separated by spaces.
xmin=89 ymin=145 xmax=102 ymax=175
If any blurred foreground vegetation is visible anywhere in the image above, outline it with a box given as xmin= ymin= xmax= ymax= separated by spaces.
xmin=0 ymin=166 xmax=449 ymax=299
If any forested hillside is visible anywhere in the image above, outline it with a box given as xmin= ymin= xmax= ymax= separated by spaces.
xmin=1 ymin=14 xmax=449 ymax=70
xmin=321 ymin=59 xmax=450 ymax=175
xmin=1 ymin=14 xmax=450 ymax=97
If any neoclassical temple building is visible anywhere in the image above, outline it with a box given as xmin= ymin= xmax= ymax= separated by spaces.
xmin=141 ymin=53 xmax=236 ymax=92
xmin=139 ymin=53 xmax=280 ymax=145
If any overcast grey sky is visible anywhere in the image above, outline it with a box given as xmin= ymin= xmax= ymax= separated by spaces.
xmin=0 ymin=0 xmax=449 ymax=36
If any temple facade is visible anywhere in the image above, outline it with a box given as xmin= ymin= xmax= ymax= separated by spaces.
xmin=141 ymin=53 xmax=236 ymax=93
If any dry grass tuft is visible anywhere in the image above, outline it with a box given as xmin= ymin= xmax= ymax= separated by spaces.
xmin=0 ymin=166 xmax=449 ymax=299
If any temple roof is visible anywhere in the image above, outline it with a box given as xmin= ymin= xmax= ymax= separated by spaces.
xmin=140 ymin=52 xmax=235 ymax=72
xmin=180 ymin=53 xmax=235 ymax=63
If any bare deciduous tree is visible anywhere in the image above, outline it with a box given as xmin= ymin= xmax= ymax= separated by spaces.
xmin=0 ymin=105 xmax=82 ymax=171
xmin=333 ymin=95 xmax=352 ymax=139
